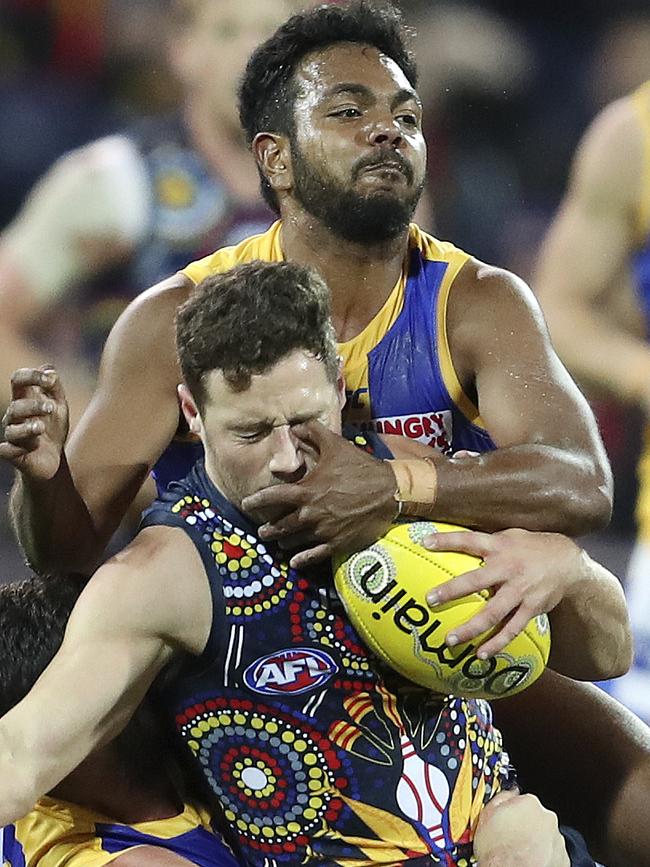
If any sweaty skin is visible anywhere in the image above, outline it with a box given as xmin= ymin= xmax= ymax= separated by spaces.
xmin=0 ymin=29 xmax=637 ymax=863
xmin=6 ymin=43 xmax=610 ymax=574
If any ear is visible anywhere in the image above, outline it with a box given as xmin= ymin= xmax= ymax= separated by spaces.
xmin=252 ymin=132 xmax=293 ymax=198
xmin=178 ymin=384 xmax=202 ymax=435
xmin=336 ymin=358 xmax=347 ymax=411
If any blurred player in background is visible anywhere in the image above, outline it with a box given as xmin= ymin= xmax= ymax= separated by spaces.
xmin=535 ymin=82 xmax=650 ymax=723
xmin=0 ymin=573 xmax=239 ymax=866
xmin=0 ymin=0 xmax=306 ymax=422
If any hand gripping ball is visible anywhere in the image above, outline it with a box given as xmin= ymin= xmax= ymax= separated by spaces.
xmin=333 ymin=521 xmax=551 ymax=699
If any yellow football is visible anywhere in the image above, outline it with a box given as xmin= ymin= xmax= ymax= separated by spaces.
xmin=333 ymin=520 xmax=551 ymax=699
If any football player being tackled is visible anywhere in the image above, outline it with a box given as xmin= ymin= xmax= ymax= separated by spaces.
xmin=0 ymin=262 xmax=630 ymax=867
xmin=2 ymin=3 xmax=648 ymax=862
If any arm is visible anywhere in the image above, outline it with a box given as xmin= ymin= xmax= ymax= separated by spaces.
xmin=4 ymin=277 xmax=188 ymax=573
xmin=534 ymin=95 xmax=650 ymax=406
xmin=0 ymin=525 xmax=210 ymax=824
xmin=244 ymin=299 xmax=611 ymax=568
xmin=243 ymin=267 xmax=612 ymax=567
xmin=0 ymin=136 xmax=149 ymax=422
xmin=430 ymin=260 xmax=612 ymax=535
xmin=422 ymin=528 xmax=632 ymax=680
xmin=492 ymin=671 xmax=650 ymax=866
xmin=546 ymin=548 xmax=632 ymax=680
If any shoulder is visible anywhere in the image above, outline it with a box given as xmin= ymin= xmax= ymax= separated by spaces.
xmin=35 ymin=134 xmax=149 ymax=219
xmin=106 ymin=525 xmax=199 ymax=581
xmin=59 ymin=134 xmax=145 ymax=175
xmin=82 ymin=526 xmax=186 ymax=604
xmin=99 ymin=273 xmax=194 ymax=384
xmin=452 ymin=258 xmax=541 ymax=320
xmin=182 ymin=221 xmax=282 ymax=285
xmin=83 ymin=525 xmax=210 ymax=650
xmin=447 ymin=260 xmax=546 ymax=366
xmin=569 ymin=95 xmax=644 ymax=208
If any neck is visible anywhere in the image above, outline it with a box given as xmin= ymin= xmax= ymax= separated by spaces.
xmin=50 ymin=744 xmax=182 ymax=824
xmin=183 ymin=99 xmax=261 ymax=202
xmin=280 ymin=204 xmax=410 ymax=343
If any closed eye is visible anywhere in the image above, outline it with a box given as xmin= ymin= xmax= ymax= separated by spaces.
xmin=236 ymin=429 xmax=269 ymax=442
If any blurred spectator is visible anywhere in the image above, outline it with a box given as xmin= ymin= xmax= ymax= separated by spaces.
xmin=587 ymin=15 xmax=650 ymax=108
xmin=0 ymin=0 xmax=307 ymax=423
xmin=0 ymin=0 xmax=117 ymax=228
xmin=534 ymin=75 xmax=650 ymax=721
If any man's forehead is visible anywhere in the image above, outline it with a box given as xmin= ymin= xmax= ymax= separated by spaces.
xmin=294 ymin=42 xmax=415 ymax=103
xmin=203 ymin=352 xmax=334 ymax=409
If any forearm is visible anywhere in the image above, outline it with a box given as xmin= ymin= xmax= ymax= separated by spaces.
xmin=394 ymin=445 xmax=611 ymax=535
xmin=606 ymin=759 xmax=650 ymax=867
xmin=548 ymin=551 xmax=632 ymax=681
xmin=10 ymin=454 xmax=101 ymax=574
xmin=0 ymin=724 xmax=44 ymax=824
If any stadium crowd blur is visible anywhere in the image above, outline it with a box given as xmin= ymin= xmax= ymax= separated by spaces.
xmin=1 ymin=0 xmax=650 ymax=577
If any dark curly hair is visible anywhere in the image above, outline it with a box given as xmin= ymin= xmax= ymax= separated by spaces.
xmin=0 ymin=574 xmax=86 ymax=717
xmin=238 ymin=0 xmax=417 ymax=211
xmin=176 ymin=260 xmax=339 ymax=410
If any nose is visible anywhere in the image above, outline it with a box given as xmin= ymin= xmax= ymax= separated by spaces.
xmin=368 ymin=118 xmax=404 ymax=149
xmin=268 ymin=426 xmax=304 ymax=477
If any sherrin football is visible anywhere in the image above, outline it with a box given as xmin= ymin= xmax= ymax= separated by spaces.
xmin=333 ymin=521 xmax=551 ymax=699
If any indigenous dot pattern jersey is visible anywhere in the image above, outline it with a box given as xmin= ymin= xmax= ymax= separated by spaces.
xmin=154 ymin=221 xmax=496 ymax=494
xmin=0 ymin=799 xmax=237 ymax=867
xmin=631 ymin=82 xmax=650 ymax=541
xmin=143 ymin=436 xmax=510 ymax=867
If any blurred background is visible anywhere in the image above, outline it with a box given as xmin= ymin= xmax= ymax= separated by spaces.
xmin=1 ymin=0 xmax=650 ymax=578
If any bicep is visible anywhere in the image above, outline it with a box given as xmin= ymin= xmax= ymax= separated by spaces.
xmin=464 ymin=271 xmax=606 ymax=455
xmin=2 ymin=565 xmax=172 ymax=796
xmin=536 ymin=100 xmax=641 ymax=308
xmin=66 ymin=281 xmax=186 ymax=531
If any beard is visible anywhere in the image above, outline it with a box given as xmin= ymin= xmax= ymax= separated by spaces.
xmin=290 ymin=143 xmax=425 ymax=244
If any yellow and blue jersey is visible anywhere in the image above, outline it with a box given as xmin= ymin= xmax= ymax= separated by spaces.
xmin=1 ymin=798 xmax=238 ymax=867
xmin=630 ymin=82 xmax=650 ymax=540
xmin=336 ymin=227 xmax=493 ymax=455
xmin=155 ymin=221 xmax=496 ymax=494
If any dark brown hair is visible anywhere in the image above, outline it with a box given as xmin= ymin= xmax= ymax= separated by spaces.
xmin=176 ymin=260 xmax=339 ymax=410
xmin=238 ymin=0 xmax=417 ymax=211
xmin=0 ymin=574 xmax=86 ymax=717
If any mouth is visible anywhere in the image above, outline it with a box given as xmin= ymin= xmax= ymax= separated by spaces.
xmin=362 ymin=161 xmax=406 ymax=175
xmin=357 ymin=159 xmax=413 ymax=185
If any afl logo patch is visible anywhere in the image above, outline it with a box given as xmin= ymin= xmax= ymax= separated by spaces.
xmin=243 ymin=647 xmax=338 ymax=696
